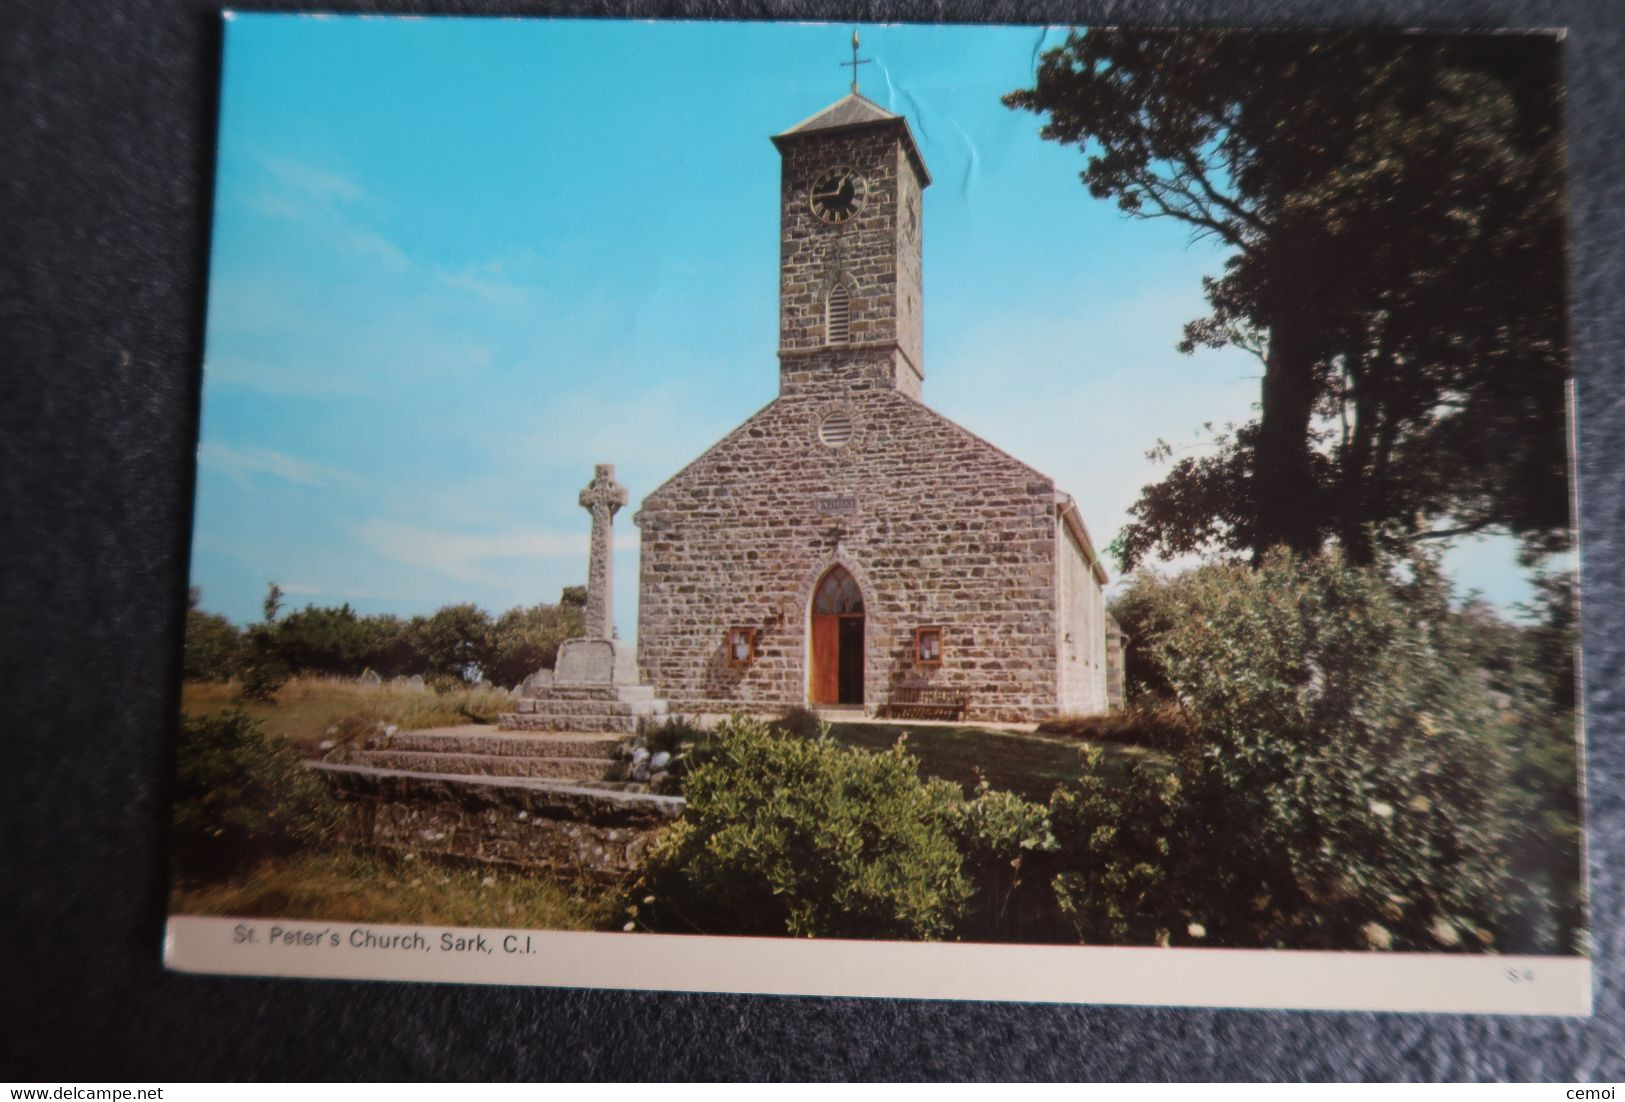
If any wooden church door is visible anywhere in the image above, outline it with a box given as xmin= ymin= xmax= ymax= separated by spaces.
xmin=810 ymin=565 xmax=864 ymax=705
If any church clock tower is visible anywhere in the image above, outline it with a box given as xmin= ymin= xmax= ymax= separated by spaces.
xmin=770 ymin=63 xmax=931 ymax=401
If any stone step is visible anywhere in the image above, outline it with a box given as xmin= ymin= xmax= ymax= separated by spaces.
xmin=312 ymin=760 xmax=684 ymax=826
xmin=499 ymin=712 xmax=643 ymax=734
xmin=353 ymin=749 xmax=624 ymax=782
xmin=384 ymin=726 xmax=629 ymax=759
xmin=525 ymin=684 xmax=659 ymax=702
xmin=510 ymin=697 xmax=668 ymax=719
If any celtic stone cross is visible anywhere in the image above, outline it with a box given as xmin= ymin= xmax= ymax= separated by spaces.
xmin=578 ymin=464 xmax=628 ymax=640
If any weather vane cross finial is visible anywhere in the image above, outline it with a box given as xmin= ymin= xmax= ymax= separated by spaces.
xmin=840 ymin=29 xmax=870 ymax=94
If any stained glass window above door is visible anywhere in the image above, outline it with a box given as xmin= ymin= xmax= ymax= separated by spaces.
xmin=813 ymin=566 xmax=864 ymax=615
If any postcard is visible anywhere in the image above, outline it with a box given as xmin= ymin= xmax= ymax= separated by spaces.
xmin=165 ymin=15 xmax=1590 ymax=1015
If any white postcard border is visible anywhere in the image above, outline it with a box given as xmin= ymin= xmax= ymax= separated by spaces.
xmin=164 ymin=915 xmax=1591 ymax=1016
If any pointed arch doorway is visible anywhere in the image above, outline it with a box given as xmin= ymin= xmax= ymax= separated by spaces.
xmin=810 ymin=565 xmax=865 ymax=705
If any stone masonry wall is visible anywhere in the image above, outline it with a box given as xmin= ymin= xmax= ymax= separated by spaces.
xmin=777 ymin=123 xmax=925 ymax=397
xmin=322 ymin=767 xmax=681 ymax=880
xmin=1105 ymin=612 xmax=1129 ymax=712
xmin=1056 ymin=520 xmax=1107 ymax=715
xmin=893 ymin=142 xmax=924 ymax=381
xmin=636 ymin=384 xmax=1069 ymax=722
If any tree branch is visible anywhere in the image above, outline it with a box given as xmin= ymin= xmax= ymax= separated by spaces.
xmin=1412 ymin=520 xmax=1497 ymax=542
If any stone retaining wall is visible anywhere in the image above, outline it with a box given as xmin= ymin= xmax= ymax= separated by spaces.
xmin=319 ymin=764 xmax=682 ymax=880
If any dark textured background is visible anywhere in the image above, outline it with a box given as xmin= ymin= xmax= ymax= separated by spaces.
xmin=2 ymin=0 xmax=1620 ymax=1081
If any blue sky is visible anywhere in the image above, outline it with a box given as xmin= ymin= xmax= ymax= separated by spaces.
xmin=192 ymin=15 xmax=1553 ymax=634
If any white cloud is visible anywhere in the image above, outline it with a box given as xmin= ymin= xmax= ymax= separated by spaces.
xmin=437 ymin=263 xmax=535 ymax=308
xmin=257 ymin=154 xmax=365 ymax=205
xmin=354 ymin=519 xmax=638 ymax=587
xmin=341 ymin=227 xmax=411 ymax=269
xmin=198 ymin=441 xmax=360 ymax=489
xmin=240 ymin=155 xmax=411 ymax=270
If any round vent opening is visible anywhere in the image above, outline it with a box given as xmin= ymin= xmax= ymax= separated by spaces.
xmin=818 ymin=411 xmax=855 ymax=448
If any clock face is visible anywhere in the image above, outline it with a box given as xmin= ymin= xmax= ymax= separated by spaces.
xmin=809 ymin=167 xmax=866 ymax=225
xmin=904 ymin=197 xmax=918 ymax=241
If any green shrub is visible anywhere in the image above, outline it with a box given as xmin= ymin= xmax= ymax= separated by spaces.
xmin=635 ymin=715 xmax=714 ymax=792
xmin=1107 ymin=571 xmax=1184 ymax=702
xmin=943 ymin=776 xmax=1061 ymax=941
xmin=236 ymin=660 xmax=289 ymax=702
xmin=170 ymin=709 xmax=343 ymax=882
xmin=642 ymin=714 xmax=708 ymax=756
xmin=636 ymin=716 xmax=969 ymax=940
xmin=1500 ymin=570 xmax=1584 ymax=954
xmin=1049 ymin=749 xmax=1196 ymax=945
xmin=1056 ymin=549 xmax=1518 ymax=951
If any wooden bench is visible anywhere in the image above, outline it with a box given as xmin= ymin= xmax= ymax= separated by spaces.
xmin=879 ymin=687 xmax=969 ymax=722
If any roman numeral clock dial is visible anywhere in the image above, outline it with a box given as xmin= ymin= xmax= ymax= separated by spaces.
xmin=810 ymin=167 xmax=867 ymax=224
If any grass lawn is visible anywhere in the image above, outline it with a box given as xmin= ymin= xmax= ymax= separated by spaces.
xmin=820 ymin=721 xmax=1169 ymax=803
xmin=181 ymin=677 xmax=514 ymax=757
xmin=171 ymin=849 xmax=614 ymax=930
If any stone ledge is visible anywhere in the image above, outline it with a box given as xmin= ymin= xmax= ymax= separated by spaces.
xmin=312 ymin=761 xmax=684 ymax=826
xmin=499 ymin=713 xmax=645 ymax=734
xmin=511 ymin=698 xmax=668 ymax=718
xmin=351 ymin=749 xmax=626 ymax=782
xmin=382 ymin=726 xmax=630 ymax=759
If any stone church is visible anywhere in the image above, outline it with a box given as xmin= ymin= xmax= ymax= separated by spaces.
xmin=633 ymin=86 xmax=1121 ymax=723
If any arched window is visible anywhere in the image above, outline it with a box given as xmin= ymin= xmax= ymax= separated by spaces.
xmin=813 ymin=565 xmax=864 ymax=615
xmin=826 ymin=283 xmax=850 ymax=345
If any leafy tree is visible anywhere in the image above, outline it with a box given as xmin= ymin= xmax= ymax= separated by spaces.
xmin=235 ymin=627 xmax=289 ymax=701
xmin=356 ymin=613 xmax=422 ymax=678
xmin=237 ymin=583 xmax=289 ymax=700
xmin=271 ymin=603 xmax=375 ymax=676
xmin=262 ymin=581 xmax=283 ymax=623
xmin=486 ymin=592 xmax=584 ymax=688
xmin=408 ymin=603 xmax=493 ymax=681
xmin=182 ymin=588 xmax=242 ymax=682
xmin=1006 ymin=31 xmax=1570 ymax=569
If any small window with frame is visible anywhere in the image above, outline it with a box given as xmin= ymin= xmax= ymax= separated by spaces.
xmin=727 ymin=626 xmax=758 ymax=666
xmin=914 ymin=626 xmax=943 ymax=666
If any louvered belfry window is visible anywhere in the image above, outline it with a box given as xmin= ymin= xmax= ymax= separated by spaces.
xmin=826 ymin=284 xmax=850 ymax=344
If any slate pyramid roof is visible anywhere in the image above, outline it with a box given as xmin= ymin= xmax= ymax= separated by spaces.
xmin=774 ymin=91 xmax=900 ymax=136
xmin=771 ymin=91 xmax=932 ymax=185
